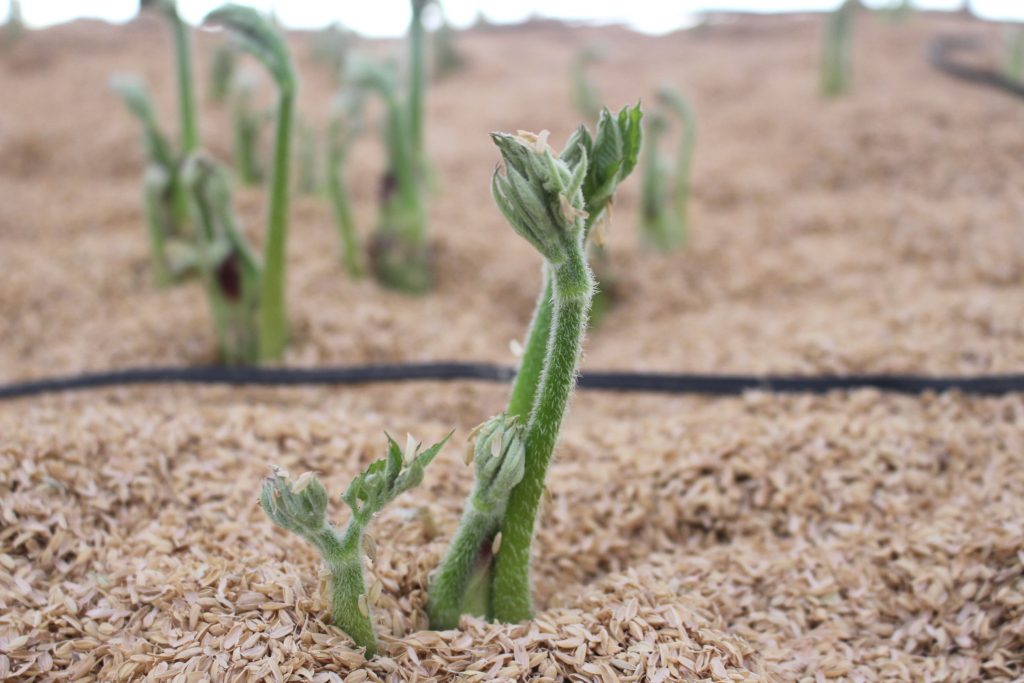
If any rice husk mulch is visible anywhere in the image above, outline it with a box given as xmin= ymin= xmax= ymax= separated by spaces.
xmin=1 ymin=9 xmax=1024 ymax=683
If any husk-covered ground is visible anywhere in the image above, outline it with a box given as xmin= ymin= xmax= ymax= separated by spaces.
xmin=0 ymin=8 xmax=1022 ymax=683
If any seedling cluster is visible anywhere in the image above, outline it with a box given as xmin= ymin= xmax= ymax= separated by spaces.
xmin=640 ymin=87 xmax=697 ymax=251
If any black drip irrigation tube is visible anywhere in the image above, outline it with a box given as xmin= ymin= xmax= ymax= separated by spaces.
xmin=1 ymin=363 xmax=1022 ymax=400
xmin=928 ymin=34 xmax=1024 ymax=99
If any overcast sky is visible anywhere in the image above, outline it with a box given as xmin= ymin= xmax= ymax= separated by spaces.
xmin=5 ymin=1 xmax=1022 ymax=37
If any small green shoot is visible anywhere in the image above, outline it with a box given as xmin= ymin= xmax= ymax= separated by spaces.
xmin=327 ymin=92 xmax=366 ymax=278
xmin=205 ymin=3 xmax=297 ymax=362
xmin=821 ymin=0 xmax=856 ymax=98
xmin=349 ymin=49 xmax=431 ymax=293
xmin=181 ymin=153 xmax=261 ymax=363
xmin=110 ymin=75 xmax=194 ymax=285
xmin=640 ymin=86 xmax=697 ymax=251
xmin=208 ymin=42 xmax=237 ymax=104
xmin=571 ymin=44 xmax=604 ymax=122
xmin=261 ymin=433 xmax=450 ymax=657
xmin=429 ymin=106 xmax=642 ymax=627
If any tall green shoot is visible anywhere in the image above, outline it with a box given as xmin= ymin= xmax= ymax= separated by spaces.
xmin=821 ymin=0 xmax=855 ymax=98
xmin=640 ymin=87 xmax=696 ymax=251
xmin=429 ymin=106 xmax=642 ymax=627
xmin=201 ymin=3 xmax=296 ymax=362
xmin=261 ymin=434 xmax=450 ymax=657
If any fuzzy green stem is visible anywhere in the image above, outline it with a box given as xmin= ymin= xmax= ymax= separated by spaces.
xmin=314 ymin=524 xmax=378 ymax=657
xmin=492 ymin=250 xmax=592 ymax=622
xmin=427 ymin=502 xmax=500 ymax=630
xmin=506 ymin=266 xmax=554 ymax=421
xmin=258 ymin=86 xmax=295 ymax=361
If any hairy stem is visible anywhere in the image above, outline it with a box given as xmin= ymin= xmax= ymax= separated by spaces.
xmin=427 ymin=503 xmax=500 ymax=630
xmin=492 ymin=250 xmax=592 ymax=622
xmin=258 ymin=86 xmax=295 ymax=361
xmin=315 ymin=524 xmax=378 ymax=657
xmin=505 ymin=266 xmax=554 ymax=421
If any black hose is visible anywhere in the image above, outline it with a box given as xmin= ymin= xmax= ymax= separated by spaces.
xmin=0 ymin=363 xmax=1022 ymax=400
xmin=927 ymin=34 xmax=1024 ymax=98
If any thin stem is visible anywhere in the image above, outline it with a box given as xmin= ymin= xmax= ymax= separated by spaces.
xmin=172 ymin=11 xmax=199 ymax=153
xmin=316 ymin=524 xmax=378 ymax=657
xmin=258 ymin=86 xmax=295 ymax=361
xmin=427 ymin=503 xmax=499 ymax=630
xmin=409 ymin=1 xmax=426 ymax=166
xmin=492 ymin=250 xmax=592 ymax=622
xmin=327 ymin=144 xmax=364 ymax=278
xmin=505 ymin=266 xmax=553 ymax=421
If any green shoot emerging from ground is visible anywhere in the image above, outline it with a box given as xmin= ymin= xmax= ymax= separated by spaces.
xmin=571 ymin=45 xmax=604 ymax=122
xmin=261 ymin=433 xmax=450 ymax=657
xmin=113 ymin=0 xmax=200 ymax=285
xmin=206 ymin=3 xmax=296 ymax=362
xmin=822 ymin=0 xmax=856 ymax=98
xmin=110 ymin=76 xmax=182 ymax=285
xmin=429 ymin=106 xmax=642 ymax=627
xmin=348 ymin=0 xmax=433 ymax=293
xmin=208 ymin=42 xmax=237 ymax=104
xmin=640 ymin=86 xmax=697 ymax=251
xmin=327 ymin=92 xmax=366 ymax=278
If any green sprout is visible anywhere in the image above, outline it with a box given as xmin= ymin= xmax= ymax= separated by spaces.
xmin=230 ymin=71 xmax=268 ymax=186
xmin=640 ymin=86 xmax=697 ymax=251
xmin=349 ymin=52 xmax=431 ymax=293
xmin=571 ymin=45 xmax=604 ymax=122
xmin=205 ymin=3 xmax=297 ymax=362
xmin=348 ymin=0 xmax=434 ymax=293
xmin=1004 ymin=26 xmax=1024 ymax=85
xmin=261 ymin=433 xmax=450 ymax=657
xmin=110 ymin=75 xmax=195 ymax=285
xmin=821 ymin=0 xmax=856 ymax=98
xmin=181 ymin=153 xmax=261 ymax=363
xmin=208 ymin=41 xmax=237 ymax=104
xmin=429 ymin=106 xmax=642 ymax=626
xmin=327 ymin=92 xmax=366 ymax=278
xmin=113 ymin=0 xmax=202 ymax=285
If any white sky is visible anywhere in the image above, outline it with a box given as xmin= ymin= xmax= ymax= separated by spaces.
xmin=4 ymin=1 xmax=1023 ymax=36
